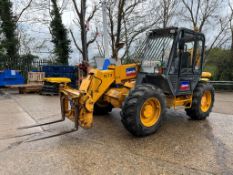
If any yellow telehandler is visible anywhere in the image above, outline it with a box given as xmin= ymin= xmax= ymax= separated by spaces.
xmin=21 ymin=27 xmax=214 ymax=137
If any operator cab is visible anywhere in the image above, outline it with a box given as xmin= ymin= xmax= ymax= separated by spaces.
xmin=135 ymin=27 xmax=205 ymax=96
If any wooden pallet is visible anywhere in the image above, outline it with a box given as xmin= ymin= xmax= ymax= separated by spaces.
xmin=6 ymin=84 xmax=43 ymax=94
xmin=27 ymin=72 xmax=45 ymax=82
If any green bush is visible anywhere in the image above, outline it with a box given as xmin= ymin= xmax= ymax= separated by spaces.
xmin=205 ymin=48 xmax=233 ymax=81
xmin=204 ymin=64 xmax=218 ymax=80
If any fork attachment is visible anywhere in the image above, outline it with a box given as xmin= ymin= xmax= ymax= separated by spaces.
xmin=18 ymin=94 xmax=78 ymax=130
xmin=60 ymin=86 xmax=94 ymax=129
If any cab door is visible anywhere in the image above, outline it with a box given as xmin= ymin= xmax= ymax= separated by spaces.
xmin=177 ymin=33 xmax=205 ymax=95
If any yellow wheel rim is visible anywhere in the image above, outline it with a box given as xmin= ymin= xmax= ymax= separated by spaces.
xmin=140 ymin=97 xmax=161 ymax=127
xmin=200 ymin=91 xmax=212 ymax=112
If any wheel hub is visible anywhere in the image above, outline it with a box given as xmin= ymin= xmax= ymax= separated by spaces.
xmin=143 ymin=105 xmax=154 ymax=118
xmin=140 ymin=98 xmax=161 ymax=127
xmin=200 ymin=91 xmax=212 ymax=112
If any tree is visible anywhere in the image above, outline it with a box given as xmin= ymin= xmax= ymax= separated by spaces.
xmin=70 ymin=0 xmax=98 ymax=63
xmin=15 ymin=0 xmax=33 ymax=22
xmin=19 ymin=53 xmax=38 ymax=68
xmin=15 ymin=0 xmax=55 ymax=60
xmin=0 ymin=0 xmax=19 ymax=68
xmin=106 ymin=0 xmax=160 ymax=62
xmin=180 ymin=0 xmax=220 ymax=32
xmin=206 ymin=48 xmax=233 ymax=81
xmin=50 ymin=0 xmax=71 ymax=65
xmin=155 ymin=0 xmax=178 ymax=28
xmin=229 ymin=1 xmax=233 ymax=51
xmin=180 ymin=0 xmax=230 ymax=59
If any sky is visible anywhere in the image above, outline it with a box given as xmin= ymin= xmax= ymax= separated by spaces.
xmin=12 ymin=0 xmax=233 ymax=65
xmin=13 ymin=0 xmax=99 ymax=64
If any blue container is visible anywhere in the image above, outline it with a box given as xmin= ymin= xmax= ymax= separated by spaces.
xmin=0 ymin=70 xmax=25 ymax=86
xmin=42 ymin=66 xmax=77 ymax=88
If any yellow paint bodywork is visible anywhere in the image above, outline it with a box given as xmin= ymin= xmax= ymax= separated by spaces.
xmin=201 ymin=72 xmax=212 ymax=79
xmin=60 ymin=64 xmax=139 ymax=129
xmin=60 ymin=62 xmax=211 ymax=130
xmin=44 ymin=77 xmax=71 ymax=84
xmin=104 ymin=82 xmax=134 ymax=108
xmin=166 ymin=95 xmax=193 ymax=109
xmin=108 ymin=64 xmax=139 ymax=84
xmin=79 ymin=69 xmax=115 ymax=102
xmin=200 ymin=72 xmax=212 ymax=82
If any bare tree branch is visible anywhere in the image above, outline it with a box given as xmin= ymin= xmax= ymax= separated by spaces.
xmin=96 ymin=40 xmax=105 ymax=58
xmin=16 ymin=0 xmax=33 ymax=22
xmin=228 ymin=1 xmax=233 ymax=51
xmin=181 ymin=0 xmax=220 ymax=32
xmin=72 ymin=0 xmax=81 ymax=18
xmin=87 ymin=5 xmax=97 ymax=22
xmin=87 ymin=31 xmax=98 ymax=47
xmin=208 ymin=19 xmax=229 ymax=52
xmin=70 ymin=29 xmax=83 ymax=54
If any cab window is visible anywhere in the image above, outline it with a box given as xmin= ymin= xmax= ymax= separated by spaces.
xmin=194 ymin=40 xmax=203 ymax=73
xmin=180 ymin=40 xmax=195 ymax=74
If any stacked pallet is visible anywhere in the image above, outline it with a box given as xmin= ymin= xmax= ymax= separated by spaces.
xmin=8 ymin=84 xmax=43 ymax=94
xmin=27 ymin=72 xmax=45 ymax=85
xmin=6 ymin=72 xmax=45 ymax=94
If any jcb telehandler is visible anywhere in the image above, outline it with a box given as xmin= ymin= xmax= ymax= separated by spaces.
xmin=21 ymin=27 xmax=215 ymax=137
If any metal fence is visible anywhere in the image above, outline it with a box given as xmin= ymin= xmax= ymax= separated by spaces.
xmin=209 ymin=81 xmax=233 ymax=91
xmin=30 ymin=60 xmax=53 ymax=72
xmin=0 ymin=60 xmax=52 ymax=79
xmin=0 ymin=60 xmax=51 ymax=71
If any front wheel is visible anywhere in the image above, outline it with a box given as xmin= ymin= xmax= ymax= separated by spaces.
xmin=121 ymin=84 xmax=166 ymax=137
xmin=186 ymin=82 xmax=215 ymax=120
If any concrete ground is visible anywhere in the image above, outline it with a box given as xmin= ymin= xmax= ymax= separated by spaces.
xmin=0 ymin=90 xmax=233 ymax=175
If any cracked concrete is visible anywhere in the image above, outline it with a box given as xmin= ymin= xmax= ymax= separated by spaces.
xmin=0 ymin=90 xmax=233 ymax=175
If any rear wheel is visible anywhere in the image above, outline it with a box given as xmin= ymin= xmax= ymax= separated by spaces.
xmin=186 ymin=82 xmax=215 ymax=120
xmin=121 ymin=84 xmax=166 ymax=137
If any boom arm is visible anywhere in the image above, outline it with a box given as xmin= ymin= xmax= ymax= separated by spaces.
xmin=60 ymin=64 xmax=139 ymax=129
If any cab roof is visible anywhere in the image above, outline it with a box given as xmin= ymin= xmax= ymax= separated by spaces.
xmin=149 ymin=27 xmax=204 ymax=37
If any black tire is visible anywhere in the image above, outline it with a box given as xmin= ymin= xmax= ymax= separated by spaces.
xmin=93 ymin=101 xmax=113 ymax=115
xmin=186 ymin=82 xmax=215 ymax=120
xmin=121 ymin=84 xmax=166 ymax=137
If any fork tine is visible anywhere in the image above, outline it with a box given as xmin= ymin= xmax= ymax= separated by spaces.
xmin=26 ymin=128 xmax=78 ymax=142
xmin=18 ymin=119 xmax=65 ymax=129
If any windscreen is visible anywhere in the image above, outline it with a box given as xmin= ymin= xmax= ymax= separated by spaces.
xmin=135 ymin=34 xmax=175 ymax=73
